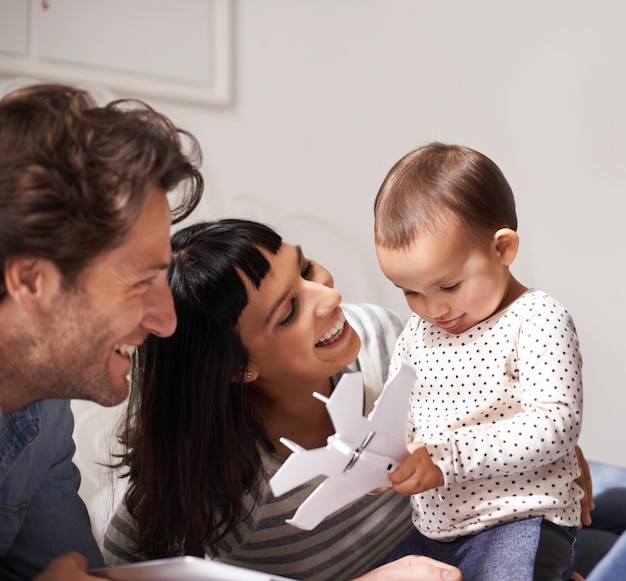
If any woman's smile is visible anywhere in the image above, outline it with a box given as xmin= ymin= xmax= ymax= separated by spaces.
xmin=315 ymin=311 xmax=347 ymax=347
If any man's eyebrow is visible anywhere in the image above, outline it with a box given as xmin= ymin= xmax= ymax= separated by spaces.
xmin=137 ymin=262 xmax=168 ymax=275
xmin=133 ymin=260 xmax=171 ymax=280
xmin=263 ymin=246 xmax=303 ymax=328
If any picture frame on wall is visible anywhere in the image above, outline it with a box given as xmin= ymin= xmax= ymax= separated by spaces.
xmin=0 ymin=0 xmax=233 ymax=106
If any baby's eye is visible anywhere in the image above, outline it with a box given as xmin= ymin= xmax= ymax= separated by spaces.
xmin=441 ymin=283 xmax=460 ymax=292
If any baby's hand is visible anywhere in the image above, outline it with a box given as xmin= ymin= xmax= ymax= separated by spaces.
xmin=388 ymin=441 xmax=444 ymax=495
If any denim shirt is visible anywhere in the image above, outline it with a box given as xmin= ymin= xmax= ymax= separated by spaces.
xmin=0 ymin=399 xmax=104 ymax=580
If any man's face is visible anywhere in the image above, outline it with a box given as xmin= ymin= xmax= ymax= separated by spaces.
xmin=12 ymin=188 xmax=177 ymax=407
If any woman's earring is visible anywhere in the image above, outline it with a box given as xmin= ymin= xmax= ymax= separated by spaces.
xmin=245 ymin=372 xmax=253 ymax=382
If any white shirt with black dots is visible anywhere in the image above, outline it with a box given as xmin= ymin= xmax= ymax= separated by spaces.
xmin=390 ymin=289 xmax=583 ymax=540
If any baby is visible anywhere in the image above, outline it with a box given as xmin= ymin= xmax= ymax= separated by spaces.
xmin=374 ymin=142 xmax=583 ymax=581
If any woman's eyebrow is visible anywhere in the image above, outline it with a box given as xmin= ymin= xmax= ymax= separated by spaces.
xmin=262 ymin=245 xmax=303 ymax=328
xmin=264 ymin=289 xmax=289 ymax=328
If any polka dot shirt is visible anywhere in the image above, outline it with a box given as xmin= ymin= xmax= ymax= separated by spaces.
xmin=390 ymin=289 xmax=583 ymax=540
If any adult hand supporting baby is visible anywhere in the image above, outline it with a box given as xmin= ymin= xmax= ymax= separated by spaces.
xmin=355 ymin=555 xmax=462 ymax=581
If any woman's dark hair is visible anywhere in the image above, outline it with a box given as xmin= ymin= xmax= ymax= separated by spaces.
xmin=115 ymin=219 xmax=282 ymax=558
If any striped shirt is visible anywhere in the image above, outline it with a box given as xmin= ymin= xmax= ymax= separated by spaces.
xmin=103 ymin=303 xmax=413 ymax=581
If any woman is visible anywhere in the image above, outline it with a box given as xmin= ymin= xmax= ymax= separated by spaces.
xmin=101 ymin=218 xmax=611 ymax=581
xmin=102 ymin=219 xmax=462 ymax=581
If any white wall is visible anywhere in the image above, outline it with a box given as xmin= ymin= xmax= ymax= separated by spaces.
xmin=161 ymin=0 xmax=626 ymax=468
xmin=3 ymin=0 xmax=625 ymax=508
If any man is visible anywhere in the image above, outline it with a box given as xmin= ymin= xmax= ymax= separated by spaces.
xmin=0 ymin=83 xmax=203 ymax=580
xmin=0 ymin=83 xmax=464 ymax=581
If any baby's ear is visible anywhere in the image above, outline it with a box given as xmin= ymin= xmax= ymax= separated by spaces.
xmin=493 ymin=228 xmax=519 ymax=266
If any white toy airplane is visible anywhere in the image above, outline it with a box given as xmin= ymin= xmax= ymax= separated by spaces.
xmin=269 ymin=363 xmax=415 ymax=530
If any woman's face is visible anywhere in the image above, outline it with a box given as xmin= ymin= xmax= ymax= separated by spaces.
xmin=238 ymin=242 xmax=361 ymax=392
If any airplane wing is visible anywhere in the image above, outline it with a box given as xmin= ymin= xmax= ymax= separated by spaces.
xmin=321 ymin=371 xmax=371 ymax=448
xmin=365 ymin=363 xmax=415 ymax=461
xmin=285 ymin=456 xmax=393 ymax=530
xmin=269 ymin=444 xmax=348 ymax=497
xmin=269 ymin=371 xmax=372 ymax=497
xmin=269 ymin=364 xmax=416 ymax=530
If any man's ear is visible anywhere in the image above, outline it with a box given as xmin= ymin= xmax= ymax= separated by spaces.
xmin=3 ymin=256 xmax=62 ymax=309
xmin=493 ymin=228 xmax=519 ymax=266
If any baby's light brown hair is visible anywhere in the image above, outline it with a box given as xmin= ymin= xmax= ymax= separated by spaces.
xmin=374 ymin=142 xmax=517 ymax=250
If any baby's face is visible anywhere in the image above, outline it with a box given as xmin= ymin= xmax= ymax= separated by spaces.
xmin=376 ymin=226 xmax=512 ymax=334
